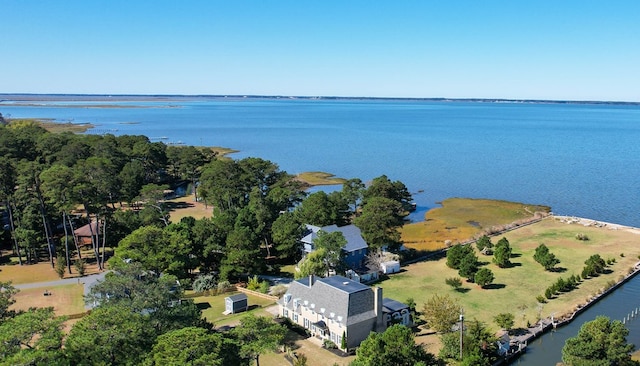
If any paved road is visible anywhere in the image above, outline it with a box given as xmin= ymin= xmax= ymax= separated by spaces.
xmin=14 ymin=271 xmax=109 ymax=310
xmin=257 ymin=274 xmax=294 ymax=285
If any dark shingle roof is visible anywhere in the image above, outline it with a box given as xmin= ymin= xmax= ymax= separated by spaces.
xmin=321 ymin=275 xmax=370 ymax=294
xmin=321 ymin=225 xmax=368 ymax=252
xmin=382 ymin=298 xmax=408 ymax=313
xmin=301 ymin=224 xmax=368 ymax=253
xmin=280 ymin=275 xmax=375 ymax=326
xmin=226 ymin=293 xmax=248 ymax=302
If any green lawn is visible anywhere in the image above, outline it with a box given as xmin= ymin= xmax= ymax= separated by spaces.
xmin=191 ymin=291 xmax=277 ymax=327
xmin=382 ymin=217 xmax=640 ymax=332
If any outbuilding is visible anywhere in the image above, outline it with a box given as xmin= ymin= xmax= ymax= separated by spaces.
xmin=224 ymin=293 xmax=248 ymax=314
xmin=380 ymin=260 xmax=400 ymax=274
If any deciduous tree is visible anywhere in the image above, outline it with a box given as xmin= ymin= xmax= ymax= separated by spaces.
xmin=422 ymin=293 xmax=461 ymax=334
xmin=296 ymin=249 xmax=329 ymax=279
xmin=65 ymin=305 xmax=155 ymax=366
xmin=144 ymin=326 xmax=241 ymax=366
xmin=113 ymin=225 xmax=191 ymax=277
xmin=231 ymin=314 xmax=286 ymax=366
xmin=313 ymin=230 xmax=347 ymax=274
xmin=494 ymin=313 xmax=515 ymax=331
xmin=351 ymin=324 xmax=439 ymax=366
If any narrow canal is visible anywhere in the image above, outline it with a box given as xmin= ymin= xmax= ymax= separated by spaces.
xmin=515 ymin=273 xmax=640 ymax=365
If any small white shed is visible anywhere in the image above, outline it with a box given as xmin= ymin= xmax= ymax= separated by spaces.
xmin=380 ymin=260 xmax=400 ymax=274
xmin=224 ymin=293 xmax=248 ymax=314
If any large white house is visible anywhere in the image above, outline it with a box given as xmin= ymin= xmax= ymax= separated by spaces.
xmin=278 ymin=275 xmax=411 ymax=349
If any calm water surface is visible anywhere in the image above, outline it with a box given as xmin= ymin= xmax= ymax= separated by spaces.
xmin=3 ymin=98 xmax=639 ymax=227
xmin=516 ymin=273 xmax=640 ymax=365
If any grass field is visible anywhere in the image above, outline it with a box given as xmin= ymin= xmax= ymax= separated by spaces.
xmin=166 ymin=194 xmax=213 ymax=221
xmin=401 ymin=198 xmax=551 ymax=251
xmin=190 ymin=291 xmax=277 ymax=327
xmin=10 ymin=284 xmax=85 ymax=316
xmin=0 ymin=260 xmax=102 ymax=285
xmin=382 ymin=217 xmax=640 ymax=334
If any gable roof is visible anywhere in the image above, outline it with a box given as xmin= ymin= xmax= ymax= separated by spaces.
xmin=74 ymin=221 xmax=101 ymax=237
xmin=280 ymin=275 xmax=375 ymax=326
xmin=226 ymin=293 xmax=248 ymax=302
xmin=301 ymin=224 xmax=368 ymax=253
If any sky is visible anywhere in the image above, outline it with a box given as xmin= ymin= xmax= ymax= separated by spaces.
xmin=2 ymin=1 xmax=639 ymax=101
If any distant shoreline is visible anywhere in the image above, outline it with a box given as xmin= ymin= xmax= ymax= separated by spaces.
xmin=1 ymin=93 xmax=639 ymax=106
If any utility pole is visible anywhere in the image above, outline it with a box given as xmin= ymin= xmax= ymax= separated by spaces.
xmin=459 ymin=309 xmax=464 ymax=360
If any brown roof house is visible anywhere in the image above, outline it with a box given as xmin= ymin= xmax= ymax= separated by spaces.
xmin=74 ymin=221 xmax=101 ymax=247
xmin=278 ymin=275 xmax=411 ymax=350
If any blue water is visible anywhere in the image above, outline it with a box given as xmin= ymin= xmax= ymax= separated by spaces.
xmin=3 ymin=98 xmax=639 ymax=227
xmin=516 ymin=274 xmax=640 ymax=365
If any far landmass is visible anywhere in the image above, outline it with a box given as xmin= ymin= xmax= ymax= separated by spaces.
xmin=2 ymin=93 xmax=639 ymax=106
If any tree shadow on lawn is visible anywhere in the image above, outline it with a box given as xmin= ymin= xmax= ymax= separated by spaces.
xmin=195 ymin=302 xmax=212 ymax=310
xmin=502 ymin=262 xmax=522 ymax=269
xmin=165 ymin=201 xmax=195 ymax=211
xmin=455 ymin=287 xmax=471 ymax=294
xmin=549 ymin=267 xmax=568 ymax=273
xmin=511 ymin=253 xmax=522 ymax=258
xmin=0 ymin=255 xmax=13 ymax=265
xmin=482 ymin=283 xmax=506 ymax=290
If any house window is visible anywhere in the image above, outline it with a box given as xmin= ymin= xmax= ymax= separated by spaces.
xmin=304 ymin=318 xmax=310 ymax=328
xmin=283 ymin=309 xmax=289 ymax=317
xmin=293 ymin=313 xmax=298 ymax=322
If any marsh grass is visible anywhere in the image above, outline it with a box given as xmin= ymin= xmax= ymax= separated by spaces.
xmin=296 ymin=171 xmax=346 ymax=186
xmin=401 ymin=198 xmax=551 ymax=251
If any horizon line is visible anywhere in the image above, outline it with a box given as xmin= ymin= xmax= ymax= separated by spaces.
xmin=1 ymin=93 xmax=639 ymax=106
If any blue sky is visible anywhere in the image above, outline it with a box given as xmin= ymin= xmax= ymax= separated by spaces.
xmin=2 ymin=1 xmax=639 ymax=101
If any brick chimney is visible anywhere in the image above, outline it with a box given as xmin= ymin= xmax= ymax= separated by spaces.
xmin=309 ymin=274 xmax=315 ymax=287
